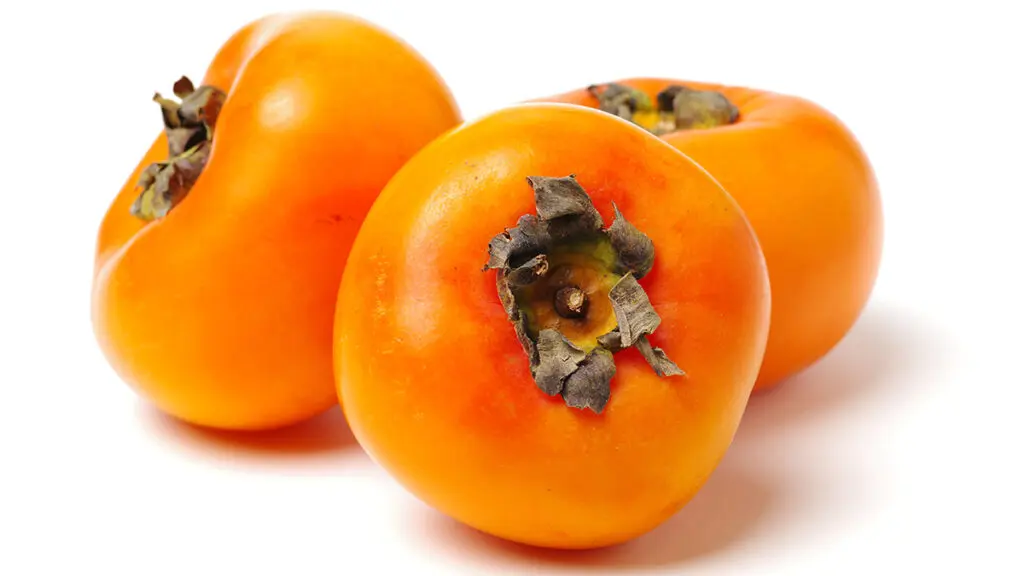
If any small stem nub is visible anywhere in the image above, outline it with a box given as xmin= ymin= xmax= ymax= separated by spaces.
xmin=554 ymin=286 xmax=588 ymax=319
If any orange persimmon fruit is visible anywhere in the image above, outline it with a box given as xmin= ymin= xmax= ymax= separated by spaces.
xmin=335 ymin=103 xmax=770 ymax=549
xmin=537 ymin=79 xmax=883 ymax=390
xmin=91 ymin=12 xmax=461 ymax=430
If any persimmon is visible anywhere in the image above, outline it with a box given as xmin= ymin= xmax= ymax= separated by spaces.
xmin=537 ymin=79 xmax=883 ymax=390
xmin=91 ymin=12 xmax=461 ymax=430
xmin=335 ymin=103 xmax=770 ymax=549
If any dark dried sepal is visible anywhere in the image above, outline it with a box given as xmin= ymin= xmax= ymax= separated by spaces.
xmin=562 ymin=348 xmax=616 ymax=413
xmin=507 ymin=254 xmax=549 ymax=288
xmin=130 ymin=141 xmax=211 ymax=220
xmin=608 ymin=273 xmax=662 ymax=348
xmin=655 ymin=85 xmax=689 ymax=112
xmin=164 ymin=127 xmax=207 ymax=159
xmin=668 ymin=88 xmax=739 ymax=130
xmin=495 ymin=268 xmax=540 ymax=367
xmin=157 ymin=84 xmax=224 ymax=157
xmin=588 ymin=83 xmax=654 ymax=121
xmin=527 ymin=175 xmax=604 ymax=235
xmin=635 ymin=335 xmax=685 ymax=377
xmin=607 ymin=202 xmax=655 ymax=278
xmin=512 ymin=315 xmax=538 ymax=368
xmin=596 ymin=330 xmax=624 ymax=352
xmin=153 ymin=94 xmax=184 ymax=130
xmin=483 ymin=214 xmax=550 ymax=271
xmin=484 ymin=176 xmax=604 ymax=272
xmin=494 ymin=270 xmax=518 ymax=318
xmin=533 ymin=329 xmax=587 ymax=396
xmin=177 ymin=85 xmax=225 ymax=131
xmin=172 ymin=76 xmax=196 ymax=98
xmin=132 ymin=77 xmax=226 ymax=221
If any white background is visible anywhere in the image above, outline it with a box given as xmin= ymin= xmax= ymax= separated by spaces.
xmin=2 ymin=0 xmax=1022 ymax=573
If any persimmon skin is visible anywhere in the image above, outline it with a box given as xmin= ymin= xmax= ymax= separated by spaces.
xmin=335 ymin=104 xmax=770 ymax=549
xmin=539 ymin=78 xmax=883 ymax=391
xmin=91 ymin=12 xmax=461 ymax=430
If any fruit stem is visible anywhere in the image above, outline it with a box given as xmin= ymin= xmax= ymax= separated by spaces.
xmin=554 ymin=286 xmax=589 ymax=319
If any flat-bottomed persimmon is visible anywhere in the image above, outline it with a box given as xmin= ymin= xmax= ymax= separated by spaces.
xmin=538 ymin=79 xmax=883 ymax=390
xmin=335 ymin=103 xmax=770 ymax=549
xmin=91 ymin=12 xmax=461 ymax=430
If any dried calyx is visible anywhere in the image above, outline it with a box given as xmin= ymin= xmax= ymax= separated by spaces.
xmin=483 ymin=175 xmax=684 ymax=414
xmin=130 ymin=76 xmax=227 ymax=221
xmin=587 ymin=83 xmax=738 ymax=135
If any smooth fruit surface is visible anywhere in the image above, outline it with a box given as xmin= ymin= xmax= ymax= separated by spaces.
xmin=335 ymin=103 xmax=770 ymax=548
xmin=540 ymin=78 xmax=883 ymax=390
xmin=92 ymin=12 xmax=461 ymax=430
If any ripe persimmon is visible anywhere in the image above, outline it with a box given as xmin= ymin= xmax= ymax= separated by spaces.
xmin=335 ymin=104 xmax=770 ymax=549
xmin=91 ymin=12 xmax=461 ymax=430
xmin=538 ymin=79 xmax=883 ymax=390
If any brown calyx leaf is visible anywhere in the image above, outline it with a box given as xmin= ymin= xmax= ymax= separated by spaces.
xmin=562 ymin=348 xmax=615 ymax=413
xmin=635 ymin=335 xmax=685 ymax=377
xmin=608 ymin=272 xmax=661 ymax=348
xmin=512 ymin=315 xmax=539 ymax=369
xmin=172 ymin=76 xmax=195 ymax=98
xmin=506 ymin=254 xmax=549 ymax=288
xmin=130 ymin=141 xmax=211 ymax=220
xmin=132 ymin=76 xmax=226 ymax=222
xmin=602 ymin=277 xmax=684 ymax=377
xmin=588 ymin=83 xmax=654 ymax=121
xmin=177 ymin=85 xmax=224 ymax=131
xmin=656 ymin=85 xmax=739 ymax=130
xmin=153 ymin=94 xmax=183 ymax=129
xmin=534 ymin=329 xmax=588 ymax=396
xmin=597 ymin=322 xmax=683 ymax=378
xmin=673 ymin=90 xmax=739 ymax=129
xmin=655 ymin=85 xmax=688 ymax=112
xmin=164 ymin=127 xmax=206 ymax=160
xmin=607 ymin=202 xmax=655 ymax=278
xmin=527 ymin=175 xmax=604 ymax=237
xmin=596 ymin=329 xmax=624 ymax=352
xmin=495 ymin=268 xmax=540 ymax=366
xmin=484 ymin=214 xmax=551 ymax=271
